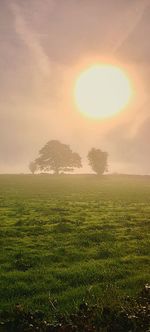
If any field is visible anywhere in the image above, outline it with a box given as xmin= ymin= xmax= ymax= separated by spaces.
xmin=0 ymin=174 xmax=150 ymax=316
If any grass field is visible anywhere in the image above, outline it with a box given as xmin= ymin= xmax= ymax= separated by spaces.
xmin=0 ymin=174 xmax=149 ymax=316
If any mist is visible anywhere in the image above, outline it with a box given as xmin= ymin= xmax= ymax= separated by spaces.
xmin=0 ymin=0 xmax=150 ymax=174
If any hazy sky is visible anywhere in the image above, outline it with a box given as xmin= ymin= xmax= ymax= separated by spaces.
xmin=0 ymin=0 xmax=150 ymax=174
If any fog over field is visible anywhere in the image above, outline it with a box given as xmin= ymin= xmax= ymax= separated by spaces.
xmin=0 ymin=0 xmax=150 ymax=174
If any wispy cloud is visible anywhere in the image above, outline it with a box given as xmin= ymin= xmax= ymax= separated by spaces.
xmin=112 ymin=0 xmax=150 ymax=53
xmin=11 ymin=1 xmax=51 ymax=78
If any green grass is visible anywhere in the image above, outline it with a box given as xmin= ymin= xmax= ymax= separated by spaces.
xmin=0 ymin=174 xmax=149 ymax=315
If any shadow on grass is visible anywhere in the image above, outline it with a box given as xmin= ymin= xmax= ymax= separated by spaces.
xmin=0 ymin=284 xmax=149 ymax=331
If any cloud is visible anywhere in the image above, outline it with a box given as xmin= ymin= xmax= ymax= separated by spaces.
xmin=0 ymin=0 xmax=150 ymax=174
xmin=11 ymin=1 xmax=51 ymax=78
xmin=112 ymin=0 xmax=150 ymax=54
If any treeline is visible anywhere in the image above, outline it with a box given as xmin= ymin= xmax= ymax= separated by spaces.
xmin=29 ymin=140 xmax=108 ymax=175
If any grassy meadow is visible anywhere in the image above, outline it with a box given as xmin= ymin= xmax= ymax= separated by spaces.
xmin=0 ymin=174 xmax=149 ymax=316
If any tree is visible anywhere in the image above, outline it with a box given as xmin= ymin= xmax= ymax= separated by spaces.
xmin=35 ymin=140 xmax=82 ymax=175
xmin=87 ymin=148 xmax=108 ymax=175
xmin=29 ymin=161 xmax=37 ymax=174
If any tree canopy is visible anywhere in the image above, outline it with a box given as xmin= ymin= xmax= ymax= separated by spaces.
xmin=87 ymin=148 xmax=108 ymax=175
xmin=29 ymin=161 xmax=37 ymax=174
xmin=35 ymin=140 xmax=82 ymax=174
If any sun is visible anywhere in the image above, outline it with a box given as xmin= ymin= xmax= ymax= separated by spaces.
xmin=74 ymin=65 xmax=132 ymax=119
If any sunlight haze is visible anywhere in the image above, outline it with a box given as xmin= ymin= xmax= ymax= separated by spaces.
xmin=0 ymin=0 xmax=150 ymax=174
xmin=74 ymin=65 xmax=132 ymax=119
xmin=1 ymin=2 xmax=150 ymax=326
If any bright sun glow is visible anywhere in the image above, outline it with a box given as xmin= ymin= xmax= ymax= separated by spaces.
xmin=75 ymin=65 xmax=132 ymax=119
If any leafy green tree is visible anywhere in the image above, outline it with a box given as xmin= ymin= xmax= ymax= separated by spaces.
xmin=35 ymin=140 xmax=82 ymax=175
xmin=87 ymin=148 xmax=108 ymax=175
xmin=29 ymin=161 xmax=37 ymax=174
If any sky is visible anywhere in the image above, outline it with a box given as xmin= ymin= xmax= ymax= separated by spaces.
xmin=0 ymin=0 xmax=150 ymax=174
